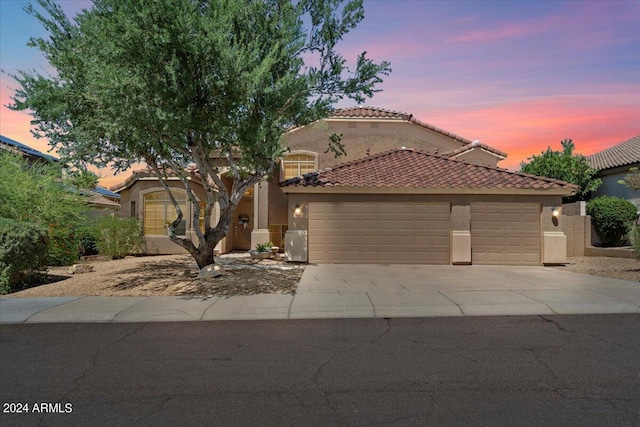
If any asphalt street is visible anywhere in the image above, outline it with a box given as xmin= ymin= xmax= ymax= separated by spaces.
xmin=1 ymin=315 xmax=639 ymax=426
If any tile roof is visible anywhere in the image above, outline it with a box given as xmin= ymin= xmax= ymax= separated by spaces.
xmin=110 ymin=168 xmax=156 ymax=192
xmin=587 ymin=135 xmax=640 ymax=171
xmin=444 ymin=140 xmax=507 ymax=160
xmin=0 ymin=134 xmax=59 ymax=162
xmin=280 ymin=148 xmax=576 ymax=193
xmin=110 ymin=166 xmax=203 ymax=192
xmin=329 ymin=106 xmax=411 ymax=120
xmin=329 ymin=106 xmax=474 ymax=146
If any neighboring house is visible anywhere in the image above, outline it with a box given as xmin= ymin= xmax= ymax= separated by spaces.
xmin=0 ymin=134 xmax=120 ymax=212
xmin=587 ymin=135 xmax=640 ymax=209
xmin=1 ymin=134 xmax=59 ymax=165
xmin=114 ymin=106 xmax=576 ymax=265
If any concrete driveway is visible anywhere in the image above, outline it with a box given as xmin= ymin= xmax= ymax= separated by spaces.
xmin=1 ymin=265 xmax=639 ymax=323
xmin=293 ymin=264 xmax=640 ymax=318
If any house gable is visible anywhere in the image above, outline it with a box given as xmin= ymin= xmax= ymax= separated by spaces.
xmin=283 ymin=106 xmax=506 ymax=168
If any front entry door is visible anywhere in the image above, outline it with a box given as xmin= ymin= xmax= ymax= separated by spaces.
xmin=234 ymin=196 xmax=253 ymax=250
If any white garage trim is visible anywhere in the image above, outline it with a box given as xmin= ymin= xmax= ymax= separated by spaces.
xmin=308 ymin=202 xmax=450 ymax=264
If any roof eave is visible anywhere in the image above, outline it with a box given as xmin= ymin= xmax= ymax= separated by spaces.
xmin=110 ymin=175 xmax=183 ymax=193
xmin=280 ymin=186 xmax=575 ymax=196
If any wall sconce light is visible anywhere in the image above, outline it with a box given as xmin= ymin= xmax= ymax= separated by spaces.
xmin=551 ymin=207 xmax=560 ymax=218
xmin=294 ymin=204 xmax=302 ymax=215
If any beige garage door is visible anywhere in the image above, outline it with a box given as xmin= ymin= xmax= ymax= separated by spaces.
xmin=471 ymin=202 xmax=541 ymax=265
xmin=308 ymin=202 xmax=450 ymax=264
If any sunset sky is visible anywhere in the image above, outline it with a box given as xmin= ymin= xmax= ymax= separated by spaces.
xmin=1 ymin=0 xmax=639 ymax=187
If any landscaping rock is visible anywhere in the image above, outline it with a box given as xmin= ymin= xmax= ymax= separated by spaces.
xmin=198 ymin=263 xmax=225 ymax=279
xmin=69 ymin=264 xmax=95 ymax=274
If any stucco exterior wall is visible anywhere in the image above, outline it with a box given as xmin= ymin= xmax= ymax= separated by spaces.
xmin=592 ymin=166 xmax=640 ymax=209
xmin=453 ymin=148 xmax=500 ymax=167
xmin=284 ymin=119 xmax=499 ymax=169
xmin=268 ymin=177 xmax=289 ymax=225
xmin=119 ymin=179 xmax=211 ymax=255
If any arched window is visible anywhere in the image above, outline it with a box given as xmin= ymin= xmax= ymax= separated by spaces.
xmin=143 ymin=191 xmax=188 ymax=236
xmin=282 ymin=153 xmax=316 ymax=180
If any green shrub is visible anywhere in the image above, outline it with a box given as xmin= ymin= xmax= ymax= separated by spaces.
xmin=47 ymin=227 xmax=81 ymax=266
xmin=0 ymin=150 xmax=90 ymax=266
xmin=96 ymin=216 xmax=144 ymax=259
xmin=0 ymin=218 xmax=49 ymax=294
xmin=254 ymin=242 xmax=271 ymax=252
xmin=627 ymin=221 xmax=640 ymax=261
xmin=586 ymin=196 xmax=638 ymax=246
xmin=77 ymin=225 xmax=99 ymax=257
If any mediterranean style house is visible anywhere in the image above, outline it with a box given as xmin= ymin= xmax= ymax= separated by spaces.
xmin=113 ymin=106 xmax=576 ymax=265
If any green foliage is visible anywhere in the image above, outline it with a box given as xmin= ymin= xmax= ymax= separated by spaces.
xmin=254 ymin=242 xmax=271 ymax=252
xmin=95 ymin=216 xmax=144 ymax=259
xmin=0 ymin=150 xmax=90 ymax=265
xmin=627 ymin=221 xmax=640 ymax=261
xmin=520 ymin=139 xmax=601 ymax=200
xmin=9 ymin=0 xmax=390 ymax=268
xmin=77 ymin=225 xmax=99 ymax=257
xmin=67 ymin=169 xmax=100 ymax=189
xmin=0 ymin=218 xmax=49 ymax=294
xmin=618 ymin=167 xmax=640 ymax=192
xmin=586 ymin=196 xmax=638 ymax=247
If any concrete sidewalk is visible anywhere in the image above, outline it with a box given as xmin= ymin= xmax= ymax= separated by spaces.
xmin=1 ymin=265 xmax=639 ymax=323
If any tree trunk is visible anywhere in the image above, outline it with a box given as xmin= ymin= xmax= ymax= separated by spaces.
xmin=189 ymin=204 xmax=235 ymax=269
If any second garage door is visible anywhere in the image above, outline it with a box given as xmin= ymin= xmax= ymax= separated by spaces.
xmin=308 ymin=202 xmax=450 ymax=264
xmin=471 ymin=202 xmax=541 ymax=265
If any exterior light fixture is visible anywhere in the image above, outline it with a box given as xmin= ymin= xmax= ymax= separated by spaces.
xmin=551 ymin=207 xmax=560 ymax=218
xmin=294 ymin=204 xmax=302 ymax=215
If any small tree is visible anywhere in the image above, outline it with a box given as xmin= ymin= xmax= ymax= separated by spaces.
xmin=0 ymin=150 xmax=89 ymax=265
xmin=520 ymin=139 xmax=601 ymax=200
xmin=9 ymin=0 xmax=391 ymax=268
xmin=618 ymin=167 xmax=640 ymax=192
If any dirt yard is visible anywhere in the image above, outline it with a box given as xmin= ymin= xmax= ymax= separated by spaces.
xmin=6 ymin=254 xmax=305 ymax=297
xmin=4 ymin=254 xmax=638 ymax=298
xmin=552 ymin=256 xmax=640 ymax=282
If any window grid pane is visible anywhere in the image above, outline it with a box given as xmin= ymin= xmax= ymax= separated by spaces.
xmin=143 ymin=191 xmax=188 ymax=236
xmin=283 ymin=154 xmax=316 ymax=180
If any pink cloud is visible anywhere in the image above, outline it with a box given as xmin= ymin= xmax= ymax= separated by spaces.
xmin=418 ymin=94 xmax=640 ymax=171
xmin=447 ymin=15 xmax=560 ymax=44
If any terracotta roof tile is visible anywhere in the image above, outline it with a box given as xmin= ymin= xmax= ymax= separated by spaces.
xmin=587 ymin=135 xmax=640 ymax=170
xmin=280 ymin=148 xmax=577 ymax=192
xmin=330 ymin=106 xmax=475 ymax=146
xmin=330 ymin=106 xmax=411 ymax=120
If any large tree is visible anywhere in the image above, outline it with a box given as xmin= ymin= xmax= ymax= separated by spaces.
xmin=520 ymin=139 xmax=601 ymax=200
xmin=10 ymin=0 xmax=391 ymax=268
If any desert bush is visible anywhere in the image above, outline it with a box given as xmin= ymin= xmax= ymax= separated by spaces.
xmin=0 ymin=151 xmax=90 ymax=266
xmin=95 ymin=216 xmax=144 ymax=259
xmin=586 ymin=196 xmax=638 ymax=246
xmin=77 ymin=225 xmax=99 ymax=257
xmin=627 ymin=221 xmax=640 ymax=261
xmin=0 ymin=218 xmax=49 ymax=294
